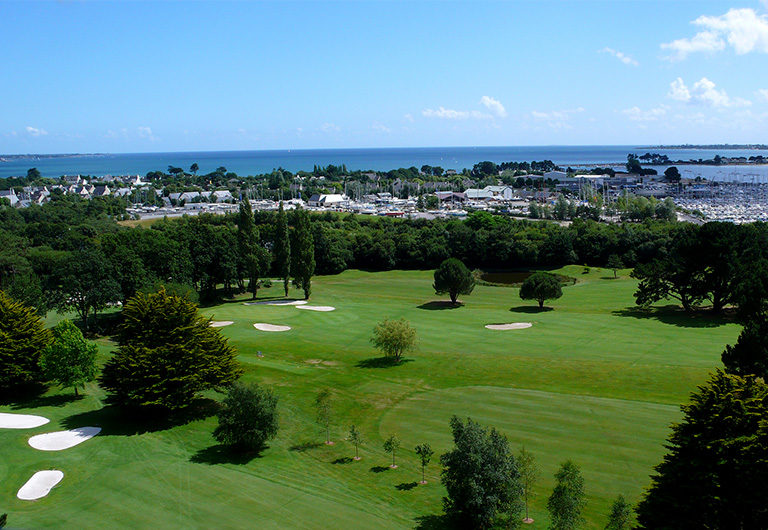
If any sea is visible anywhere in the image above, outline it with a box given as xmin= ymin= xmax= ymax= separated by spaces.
xmin=3 ymin=145 xmax=768 ymax=182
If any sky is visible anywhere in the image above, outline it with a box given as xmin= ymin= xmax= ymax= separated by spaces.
xmin=2 ymin=0 xmax=768 ymax=153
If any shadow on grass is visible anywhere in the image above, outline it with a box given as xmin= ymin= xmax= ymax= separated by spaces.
xmin=289 ymin=441 xmax=324 ymax=452
xmin=613 ymin=305 xmax=734 ymax=328
xmin=414 ymin=514 xmax=456 ymax=530
xmin=60 ymin=398 xmax=219 ymax=436
xmin=8 ymin=393 xmax=82 ymax=410
xmin=369 ymin=465 xmax=390 ymax=473
xmin=332 ymin=457 xmax=353 ymax=465
xmin=601 ymin=276 xmax=620 ymax=280
xmin=417 ymin=301 xmax=463 ymax=311
xmin=395 ymin=482 xmax=418 ymax=491
xmin=509 ymin=305 xmax=554 ymax=313
xmin=190 ymin=444 xmax=265 ymax=465
xmin=356 ymin=357 xmax=414 ymax=369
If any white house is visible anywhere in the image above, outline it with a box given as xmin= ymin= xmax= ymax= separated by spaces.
xmin=308 ymin=194 xmax=347 ymax=207
xmin=0 ymin=189 xmax=19 ymax=206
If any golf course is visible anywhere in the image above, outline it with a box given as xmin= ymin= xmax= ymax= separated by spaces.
xmin=0 ymin=266 xmax=739 ymax=528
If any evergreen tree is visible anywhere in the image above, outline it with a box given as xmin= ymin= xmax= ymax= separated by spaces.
xmin=213 ymin=381 xmax=278 ymax=451
xmin=100 ymin=288 xmax=242 ymax=411
xmin=40 ymin=320 xmax=97 ymax=396
xmin=291 ymin=207 xmax=315 ymax=300
xmin=547 ymin=460 xmax=586 ymax=530
xmin=432 ymin=258 xmax=475 ymax=304
xmin=636 ymin=371 xmax=768 ymax=529
xmin=721 ymin=318 xmax=768 ymax=378
xmin=274 ymin=201 xmax=291 ymax=297
xmin=0 ymin=290 xmax=51 ymax=395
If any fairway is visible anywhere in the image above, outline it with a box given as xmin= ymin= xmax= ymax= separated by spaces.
xmin=1 ymin=267 xmax=739 ymax=528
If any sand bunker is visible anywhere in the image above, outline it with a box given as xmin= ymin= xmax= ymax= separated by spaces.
xmin=210 ymin=321 xmax=234 ymax=327
xmin=253 ymin=323 xmax=291 ymax=332
xmin=0 ymin=412 xmax=50 ymax=429
xmin=484 ymin=322 xmax=533 ymax=330
xmin=17 ymin=470 xmax=64 ymax=500
xmin=29 ymin=426 xmax=102 ymax=451
xmin=244 ymin=300 xmax=307 ymax=306
xmin=296 ymin=305 xmax=335 ymax=312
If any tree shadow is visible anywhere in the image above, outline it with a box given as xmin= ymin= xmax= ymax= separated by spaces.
xmin=612 ymin=305 xmax=733 ymax=328
xmin=369 ymin=465 xmax=390 ymax=473
xmin=190 ymin=443 xmax=265 ymax=465
xmin=414 ymin=514 xmax=456 ymax=530
xmin=8 ymin=393 xmax=82 ymax=410
xmin=601 ymin=276 xmax=620 ymax=280
xmin=509 ymin=305 xmax=553 ymax=313
xmin=60 ymin=398 xmax=219 ymax=436
xmin=332 ymin=457 xmax=353 ymax=465
xmin=0 ymin=382 xmax=48 ymax=406
xmin=356 ymin=357 xmax=414 ymax=369
xmin=395 ymin=482 xmax=418 ymax=491
xmin=289 ymin=441 xmax=324 ymax=452
xmin=417 ymin=301 xmax=464 ymax=311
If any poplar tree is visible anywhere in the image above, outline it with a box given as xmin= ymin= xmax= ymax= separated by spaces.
xmin=291 ymin=206 xmax=315 ymax=300
xmin=274 ymin=201 xmax=291 ymax=297
xmin=0 ymin=290 xmax=51 ymax=394
xmin=237 ymin=198 xmax=270 ymax=299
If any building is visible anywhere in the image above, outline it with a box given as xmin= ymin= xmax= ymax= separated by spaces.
xmin=308 ymin=193 xmax=348 ymax=207
xmin=0 ymin=189 xmax=19 ymax=206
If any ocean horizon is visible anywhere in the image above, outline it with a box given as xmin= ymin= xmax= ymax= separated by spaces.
xmin=3 ymin=145 xmax=768 ymax=181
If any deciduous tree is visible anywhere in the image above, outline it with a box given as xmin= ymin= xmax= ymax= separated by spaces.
xmin=415 ymin=443 xmax=434 ymax=484
xmin=274 ymin=201 xmax=291 ymax=297
xmin=315 ymin=388 xmax=333 ymax=444
xmin=291 ymin=207 xmax=315 ymax=299
xmin=40 ymin=320 xmax=97 ymax=396
xmin=519 ymin=272 xmax=563 ymax=309
xmin=383 ymin=434 xmax=400 ymax=468
xmin=518 ymin=446 xmax=539 ymax=524
xmin=348 ymin=424 xmax=363 ymax=460
xmin=213 ymin=382 xmax=278 ymax=451
xmin=370 ymin=318 xmax=416 ymax=362
xmin=433 ymin=258 xmax=475 ymax=304
xmin=547 ymin=460 xmax=586 ymax=530
xmin=605 ymin=494 xmax=633 ymax=530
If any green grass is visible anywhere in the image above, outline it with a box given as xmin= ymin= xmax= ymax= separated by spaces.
xmin=1 ymin=267 xmax=739 ymax=528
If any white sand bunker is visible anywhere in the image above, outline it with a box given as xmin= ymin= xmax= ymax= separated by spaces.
xmin=17 ymin=470 xmax=64 ymax=500
xmin=0 ymin=412 xmax=50 ymax=429
xmin=296 ymin=305 xmax=336 ymax=312
xmin=210 ymin=320 xmax=234 ymax=327
xmin=244 ymin=300 xmax=307 ymax=306
xmin=29 ymin=426 xmax=102 ymax=451
xmin=485 ymin=322 xmax=533 ymax=330
xmin=253 ymin=323 xmax=291 ymax=332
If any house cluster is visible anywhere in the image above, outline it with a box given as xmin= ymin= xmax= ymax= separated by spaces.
xmin=0 ymin=174 xmax=146 ymax=208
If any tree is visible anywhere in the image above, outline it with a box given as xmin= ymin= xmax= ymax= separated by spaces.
xmin=348 ymin=424 xmax=363 ymax=460
xmin=519 ymin=272 xmax=563 ymax=309
xmin=40 ymin=320 xmax=97 ymax=396
xmin=663 ymin=166 xmax=681 ymax=183
xmin=237 ymin=198 xmax=271 ymax=298
xmin=626 ymin=155 xmax=642 ymax=174
xmin=605 ymin=494 xmax=633 ymax=530
xmin=722 ymin=318 xmax=768 ymax=378
xmin=636 ymin=371 xmax=768 ymax=529
xmin=370 ymin=318 xmax=417 ymax=362
xmin=383 ymin=434 xmax=400 ymax=468
xmin=213 ymin=382 xmax=278 ymax=452
xmin=291 ymin=207 xmax=315 ymax=299
xmin=315 ymin=388 xmax=333 ymax=444
xmin=432 ymin=258 xmax=475 ymax=304
xmin=441 ymin=416 xmax=522 ymax=528
xmin=274 ymin=202 xmax=291 ymax=297
xmin=27 ymin=167 xmax=41 ymax=180
xmin=100 ymin=288 xmax=242 ymax=411
xmin=518 ymin=446 xmax=539 ymax=524
xmin=190 ymin=163 xmax=199 ymax=175
xmin=606 ymin=255 xmax=623 ymax=279
xmin=0 ymin=290 xmax=51 ymax=394
xmin=415 ymin=443 xmax=434 ymax=484
xmin=547 ymin=460 xmax=586 ymax=530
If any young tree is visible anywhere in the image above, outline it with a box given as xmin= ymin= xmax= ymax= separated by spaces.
xmin=636 ymin=371 xmax=768 ymax=529
xmin=518 ymin=446 xmax=539 ymax=524
xmin=291 ymin=207 xmax=315 ymax=300
xmin=441 ymin=416 xmax=523 ymax=528
xmin=213 ymin=382 xmax=278 ymax=452
xmin=415 ymin=443 xmax=434 ymax=484
xmin=0 ymin=290 xmax=51 ymax=395
xmin=432 ymin=258 xmax=475 ymax=304
xmin=348 ymin=424 xmax=363 ymax=460
xmin=519 ymin=272 xmax=563 ymax=309
xmin=383 ymin=434 xmax=401 ymax=468
xmin=547 ymin=460 xmax=586 ymax=530
xmin=605 ymin=494 xmax=633 ymax=530
xmin=100 ymin=288 xmax=242 ymax=411
xmin=40 ymin=320 xmax=97 ymax=396
xmin=606 ymin=255 xmax=623 ymax=279
xmin=274 ymin=201 xmax=291 ymax=297
xmin=370 ymin=318 xmax=417 ymax=363
xmin=315 ymin=388 xmax=333 ymax=444
xmin=721 ymin=318 xmax=768 ymax=378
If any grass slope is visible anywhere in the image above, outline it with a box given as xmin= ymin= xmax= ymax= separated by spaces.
xmin=1 ymin=267 xmax=739 ymax=528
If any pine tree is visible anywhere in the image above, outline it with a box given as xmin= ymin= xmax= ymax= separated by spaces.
xmin=0 ymin=290 xmax=51 ymax=395
xmin=274 ymin=201 xmax=291 ymax=297
xmin=291 ymin=207 xmax=315 ymax=300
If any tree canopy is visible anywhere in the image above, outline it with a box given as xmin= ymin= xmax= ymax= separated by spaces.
xmin=519 ymin=272 xmax=563 ymax=309
xmin=291 ymin=207 xmax=315 ymax=300
xmin=370 ymin=318 xmax=417 ymax=362
xmin=40 ymin=319 xmax=97 ymax=395
xmin=433 ymin=258 xmax=475 ymax=304
xmin=213 ymin=382 xmax=279 ymax=451
xmin=547 ymin=460 xmax=587 ymax=530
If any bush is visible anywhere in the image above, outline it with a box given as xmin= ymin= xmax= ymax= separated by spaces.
xmin=213 ymin=382 xmax=278 ymax=451
xmin=370 ymin=318 xmax=417 ymax=362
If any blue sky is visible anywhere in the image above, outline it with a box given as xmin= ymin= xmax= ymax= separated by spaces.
xmin=3 ymin=0 xmax=768 ymax=153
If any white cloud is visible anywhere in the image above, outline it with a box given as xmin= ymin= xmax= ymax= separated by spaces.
xmin=622 ymin=105 xmax=668 ymax=122
xmin=422 ymin=106 xmax=492 ymax=120
xmin=479 ymin=96 xmax=507 ymax=117
xmin=320 ymin=122 xmax=340 ymax=132
xmin=137 ymin=126 xmax=157 ymax=141
xmin=530 ymin=107 xmax=584 ymax=129
xmin=372 ymin=122 xmax=391 ymax=133
xmin=25 ymin=126 xmax=48 ymax=137
xmin=757 ymin=88 xmax=768 ymax=101
xmin=668 ymin=77 xmax=750 ymax=107
xmin=403 ymin=113 xmax=414 ymax=122
xmin=600 ymin=47 xmax=639 ymax=66
xmin=662 ymin=8 xmax=768 ymax=60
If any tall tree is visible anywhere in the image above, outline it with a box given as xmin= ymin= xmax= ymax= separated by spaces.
xmin=291 ymin=207 xmax=315 ymax=300
xmin=547 ymin=460 xmax=586 ymax=530
xmin=519 ymin=272 xmax=563 ymax=309
xmin=440 ymin=416 xmax=523 ymax=528
xmin=315 ymin=388 xmax=333 ymax=444
xmin=0 ymin=290 xmax=51 ymax=395
xmin=432 ymin=258 xmax=475 ymax=304
xmin=40 ymin=320 xmax=97 ymax=396
xmin=518 ymin=446 xmax=539 ymax=524
xmin=213 ymin=382 xmax=278 ymax=452
xmin=415 ymin=443 xmax=434 ymax=484
xmin=274 ymin=202 xmax=291 ymax=297
xmin=237 ymin=198 xmax=271 ymax=298
xmin=636 ymin=371 xmax=768 ymax=529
